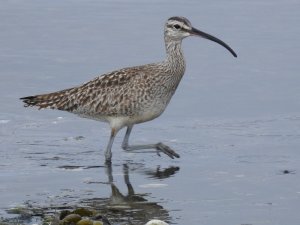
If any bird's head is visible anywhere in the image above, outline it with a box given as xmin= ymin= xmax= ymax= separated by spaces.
xmin=165 ymin=16 xmax=237 ymax=57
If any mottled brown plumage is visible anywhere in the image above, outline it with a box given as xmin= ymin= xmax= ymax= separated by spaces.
xmin=21 ymin=16 xmax=237 ymax=162
xmin=21 ymin=63 xmax=183 ymax=122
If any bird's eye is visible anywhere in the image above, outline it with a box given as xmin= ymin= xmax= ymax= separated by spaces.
xmin=174 ymin=24 xmax=181 ymax=29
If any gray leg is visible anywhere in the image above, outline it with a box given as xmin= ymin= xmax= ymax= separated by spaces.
xmin=121 ymin=125 xmax=180 ymax=159
xmin=121 ymin=125 xmax=133 ymax=149
xmin=105 ymin=128 xmax=117 ymax=163
xmin=123 ymin=164 xmax=134 ymax=196
xmin=105 ymin=162 xmax=113 ymax=183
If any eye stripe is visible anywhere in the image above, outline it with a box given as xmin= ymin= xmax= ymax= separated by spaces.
xmin=166 ymin=20 xmax=191 ymax=32
xmin=168 ymin=17 xmax=190 ymax=27
xmin=168 ymin=17 xmax=189 ymax=25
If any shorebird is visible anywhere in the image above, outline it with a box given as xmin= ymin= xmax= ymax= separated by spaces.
xmin=21 ymin=16 xmax=237 ymax=163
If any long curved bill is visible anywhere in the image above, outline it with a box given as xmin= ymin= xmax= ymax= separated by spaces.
xmin=190 ymin=27 xmax=237 ymax=57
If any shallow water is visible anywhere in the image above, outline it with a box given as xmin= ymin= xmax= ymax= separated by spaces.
xmin=1 ymin=0 xmax=300 ymax=225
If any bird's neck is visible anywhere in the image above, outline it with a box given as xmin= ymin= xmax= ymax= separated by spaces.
xmin=164 ymin=38 xmax=186 ymax=75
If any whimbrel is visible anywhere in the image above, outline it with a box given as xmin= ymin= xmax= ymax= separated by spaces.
xmin=21 ymin=17 xmax=237 ymax=163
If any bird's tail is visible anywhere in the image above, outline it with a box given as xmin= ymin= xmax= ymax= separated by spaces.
xmin=20 ymin=88 xmax=76 ymax=111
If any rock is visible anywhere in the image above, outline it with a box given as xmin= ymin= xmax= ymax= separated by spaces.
xmin=93 ymin=221 xmax=103 ymax=225
xmin=76 ymin=218 xmax=93 ymax=225
xmin=60 ymin=210 xmax=71 ymax=220
xmin=60 ymin=214 xmax=82 ymax=225
xmin=72 ymin=208 xmax=94 ymax=217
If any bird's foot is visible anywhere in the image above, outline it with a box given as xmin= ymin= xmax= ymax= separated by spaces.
xmin=155 ymin=142 xmax=180 ymax=159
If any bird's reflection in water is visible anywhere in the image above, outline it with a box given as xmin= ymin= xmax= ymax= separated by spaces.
xmin=2 ymin=163 xmax=179 ymax=225
xmin=142 ymin=165 xmax=180 ymax=179
xmin=81 ymin=163 xmax=180 ymax=225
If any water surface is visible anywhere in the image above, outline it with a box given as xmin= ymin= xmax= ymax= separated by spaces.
xmin=1 ymin=1 xmax=300 ymax=224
